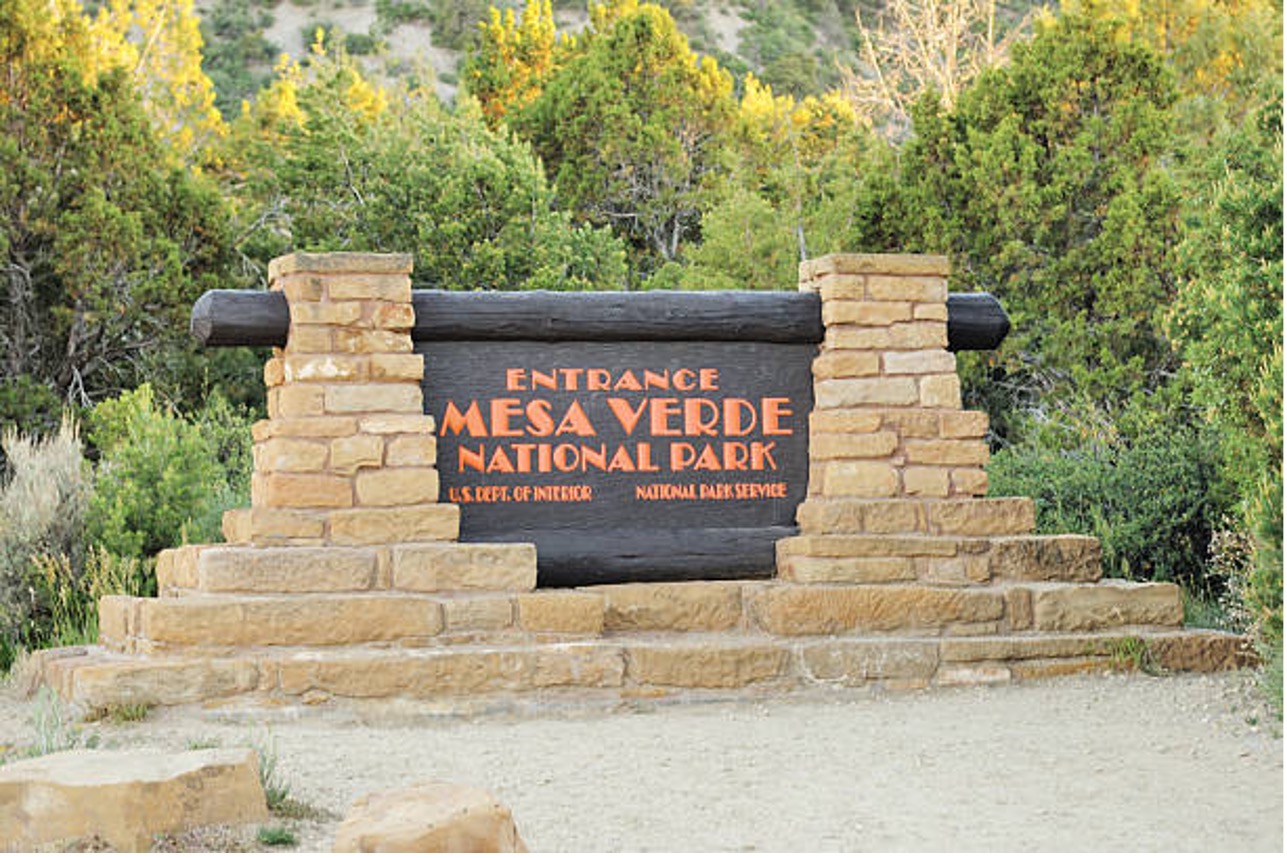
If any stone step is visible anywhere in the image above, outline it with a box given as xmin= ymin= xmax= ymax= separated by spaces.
xmin=32 ymin=627 xmax=1253 ymax=711
xmin=99 ymin=589 xmax=607 ymax=652
xmin=221 ymin=504 xmax=461 ymax=547
xmin=776 ymin=534 xmax=1102 ymax=585
xmin=796 ymin=497 xmax=1036 ymax=537
xmin=744 ymin=580 xmax=1183 ymax=637
xmin=156 ymin=542 xmax=537 ymax=595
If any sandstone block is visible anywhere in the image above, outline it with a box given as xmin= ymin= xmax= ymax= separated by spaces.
xmin=940 ymin=411 xmax=990 ymax=439
xmin=879 ymin=409 xmax=940 ymax=437
xmin=222 ymin=507 xmax=325 ymax=544
xmin=139 ymin=594 xmax=444 ymax=647
xmin=805 ymin=253 xmax=950 ymax=279
xmin=865 ymin=274 xmax=949 ymax=303
xmin=624 ymin=641 xmax=789 ymax=688
xmin=328 ymin=504 xmax=460 ymax=545
xmin=905 ymin=439 xmax=989 ymax=467
xmin=332 ymin=782 xmax=527 ymax=853
xmin=902 ymin=466 xmax=951 ymax=497
xmin=325 ymin=383 xmax=422 ymax=415
xmin=820 ymin=461 xmax=900 ymax=497
xmin=69 ymin=657 xmax=261 ymax=709
xmin=800 ymin=639 xmax=939 ymax=684
xmin=809 ymin=431 xmax=899 ymax=460
xmin=517 ymin=592 xmax=605 ymax=634
xmin=816 ymin=377 xmax=919 ymax=409
xmin=812 ymin=273 xmax=865 ymax=300
xmin=285 ymin=324 xmax=332 ymax=353
xmin=371 ymin=301 xmax=416 ymax=330
xmin=926 ymin=498 xmax=1035 ymax=536
xmin=327 ymin=273 xmax=412 ymax=303
xmin=156 ymin=545 xmax=205 ymax=591
xmin=334 ymin=329 xmax=412 ymax=354
xmin=270 ymin=384 xmax=326 ymax=418
xmin=919 ymin=373 xmax=962 ymax=408
xmin=812 ymin=352 xmax=881 ymax=379
xmin=776 ymin=554 xmax=916 ymax=584
xmin=252 ymin=416 xmax=358 ymax=441
xmin=987 ymin=535 xmax=1102 ymax=583
xmin=369 ymin=353 xmax=425 ymax=382
xmin=950 ymin=468 xmax=989 ymax=497
xmin=587 ymin=581 xmax=745 ymax=632
xmin=1006 ymin=587 xmax=1034 ymax=630
xmin=283 ymin=354 xmax=367 ymax=382
xmin=255 ymin=438 xmax=328 ymax=473
xmin=0 ymin=749 xmax=268 ymax=852
xmin=822 ymin=300 xmax=913 ymax=326
xmin=1031 ymin=581 xmax=1184 ymax=632
xmin=330 ymin=434 xmax=385 ymax=475
xmin=355 ymin=467 xmax=440 ymax=506
xmin=882 ymin=350 xmax=956 ymax=376
xmin=386 ymin=435 xmax=438 ymax=467
xmin=392 ymin=543 xmax=537 ymax=592
xmin=197 ymin=546 xmax=379 ymax=592
xmin=794 ymin=500 xmax=930 ymax=535
xmin=254 ymin=472 xmax=353 ymax=509
xmin=914 ymin=303 xmax=949 ymax=321
xmin=272 ymin=271 xmax=324 ymax=302
xmin=97 ymin=595 xmax=138 ymax=647
xmin=263 ymin=358 xmax=284 ymax=387
xmin=809 ymin=409 xmax=883 ymax=435
xmin=442 ymin=596 xmax=515 ymax=633
xmin=798 ymin=535 xmax=947 ymax=565
xmin=825 ymin=326 xmax=893 ymax=350
xmin=360 ymin=413 xmax=436 ymax=435
xmin=276 ymin=644 xmax=623 ymax=697
xmin=269 ymin=251 xmax=413 ymax=280
xmin=934 ymin=664 xmax=1011 ymax=686
xmin=288 ymin=301 xmax=363 ymax=327
xmin=1147 ymin=630 xmax=1257 ymax=672
xmin=748 ymin=584 xmax=1004 ymax=635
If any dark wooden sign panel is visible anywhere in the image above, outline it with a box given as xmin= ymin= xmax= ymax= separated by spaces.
xmin=419 ymin=340 xmax=815 ymax=586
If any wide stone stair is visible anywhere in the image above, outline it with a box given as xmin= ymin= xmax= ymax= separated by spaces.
xmin=32 ymin=496 xmax=1253 ymax=713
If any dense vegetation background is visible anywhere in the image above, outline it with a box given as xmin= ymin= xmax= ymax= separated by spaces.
xmin=0 ymin=0 xmax=1281 ymax=707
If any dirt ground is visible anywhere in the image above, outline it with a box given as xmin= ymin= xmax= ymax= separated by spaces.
xmin=1 ymin=670 xmax=1281 ymax=852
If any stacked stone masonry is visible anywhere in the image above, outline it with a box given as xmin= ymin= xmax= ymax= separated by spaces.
xmin=33 ymin=252 xmax=1252 ymax=712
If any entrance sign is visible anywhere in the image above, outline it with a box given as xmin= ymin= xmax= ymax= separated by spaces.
xmin=190 ymin=286 xmax=1008 ymax=585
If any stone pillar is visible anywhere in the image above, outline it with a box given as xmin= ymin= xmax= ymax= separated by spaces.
xmin=798 ymin=253 xmax=990 ymax=503
xmin=223 ymin=252 xmax=460 ymax=547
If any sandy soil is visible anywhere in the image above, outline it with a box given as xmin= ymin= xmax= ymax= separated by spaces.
xmin=1 ymin=670 xmax=1281 ymax=852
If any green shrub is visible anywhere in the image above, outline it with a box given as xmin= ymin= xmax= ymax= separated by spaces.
xmin=86 ymin=385 xmax=229 ymax=560
xmin=988 ymin=424 xmax=1230 ymax=593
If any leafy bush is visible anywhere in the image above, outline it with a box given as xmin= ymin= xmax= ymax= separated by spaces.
xmin=0 ymin=418 xmax=89 ymax=669
xmin=86 ymin=385 xmax=236 ymax=560
xmin=988 ymin=424 xmax=1230 ymax=593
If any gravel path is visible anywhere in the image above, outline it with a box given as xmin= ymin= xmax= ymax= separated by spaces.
xmin=2 ymin=671 xmax=1281 ymax=851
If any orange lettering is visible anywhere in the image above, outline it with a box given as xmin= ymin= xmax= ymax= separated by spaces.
xmin=674 ymin=368 xmax=696 ymax=391
xmin=506 ymin=369 xmax=526 ymax=391
xmin=683 ymin=398 xmax=720 ymax=436
xmin=554 ymin=401 xmax=596 ymax=436
xmin=649 ymin=398 xmax=682 ymax=436
xmin=671 ymin=442 xmax=696 ymax=471
xmin=751 ymin=441 xmax=778 ymax=470
xmin=532 ymin=369 xmax=558 ymax=390
xmin=559 ymin=368 xmax=583 ymax=390
xmin=637 ymin=442 xmax=660 ymax=472
xmin=608 ymin=446 xmax=636 ymax=471
xmin=724 ymin=399 xmax=757 ymax=436
xmin=581 ymin=444 xmax=608 ymax=470
xmin=693 ymin=444 xmax=721 ymax=471
xmin=607 ymin=398 xmax=648 ymax=435
xmin=487 ymin=446 xmax=516 ymax=473
xmin=588 ymin=369 xmax=612 ymax=391
xmin=442 ymin=401 xmax=487 ymax=437
xmin=643 ymin=369 xmax=670 ymax=390
xmin=699 ymin=368 xmax=719 ymax=391
xmin=723 ymin=442 xmax=750 ymax=471
xmin=554 ymin=443 xmax=579 ymax=471
xmin=613 ymin=370 xmax=642 ymax=391
xmin=459 ymin=444 xmax=485 ymax=472
xmin=762 ymin=397 xmax=793 ymax=435
xmin=490 ymin=398 xmax=523 ymax=437
xmin=513 ymin=443 xmax=536 ymax=472
xmin=525 ymin=400 xmax=555 ymax=436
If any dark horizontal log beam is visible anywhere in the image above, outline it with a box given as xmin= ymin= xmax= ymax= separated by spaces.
xmin=191 ymin=289 xmax=1009 ymax=351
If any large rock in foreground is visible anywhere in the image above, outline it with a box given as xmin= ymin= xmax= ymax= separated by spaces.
xmin=0 ymin=748 xmax=268 ymax=851
xmin=333 ymin=781 xmax=528 ymax=852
